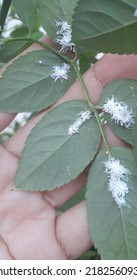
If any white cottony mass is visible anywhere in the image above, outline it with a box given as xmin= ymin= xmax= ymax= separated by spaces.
xmin=104 ymin=158 xmax=131 ymax=181
xmin=55 ymin=20 xmax=71 ymax=34
xmin=55 ymin=20 xmax=76 ymax=53
xmin=104 ymin=157 xmax=131 ymax=208
xmin=50 ymin=63 xmax=70 ymax=82
xmin=68 ymin=110 xmax=92 ymax=135
xmin=103 ymin=96 xmax=134 ymax=128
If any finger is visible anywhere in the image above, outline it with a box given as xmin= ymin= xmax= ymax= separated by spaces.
xmin=43 ymin=168 xmax=88 ymax=209
xmin=56 ymin=201 xmax=92 ymax=259
xmin=0 ymin=40 xmax=17 ymax=129
xmin=0 ymin=237 xmax=14 ymax=260
xmin=94 ymin=54 xmax=137 ymax=89
xmin=0 ymin=146 xmax=17 ymax=192
xmin=3 ymin=111 xmax=47 ymax=157
xmin=101 ymin=124 xmax=129 ymax=148
xmin=0 ymin=112 xmax=17 ymax=132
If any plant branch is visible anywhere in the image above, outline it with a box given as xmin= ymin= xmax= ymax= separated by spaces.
xmin=71 ymin=60 xmax=112 ymax=157
xmin=5 ymin=37 xmax=72 ymax=63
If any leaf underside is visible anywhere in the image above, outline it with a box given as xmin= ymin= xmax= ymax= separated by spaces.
xmin=0 ymin=40 xmax=31 ymax=63
xmin=12 ymin=0 xmax=38 ymax=32
xmin=0 ymin=50 xmax=76 ymax=112
xmin=34 ymin=0 xmax=79 ymax=39
xmin=72 ymin=0 xmax=137 ymax=54
xmin=15 ymin=100 xmax=101 ymax=191
xmin=86 ymin=146 xmax=137 ymax=259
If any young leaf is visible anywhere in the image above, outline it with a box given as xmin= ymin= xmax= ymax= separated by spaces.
xmin=79 ymin=51 xmax=97 ymax=75
xmin=34 ymin=0 xmax=79 ymax=39
xmin=0 ymin=50 xmax=76 ymax=112
xmin=99 ymin=78 xmax=137 ymax=145
xmin=86 ymin=146 xmax=137 ymax=259
xmin=10 ymin=26 xmax=29 ymax=38
xmin=72 ymin=0 xmax=137 ymax=54
xmin=12 ymin=0 xmax=38 ymax=32
xmin=14 ymin=100 xmax=101 ymax=191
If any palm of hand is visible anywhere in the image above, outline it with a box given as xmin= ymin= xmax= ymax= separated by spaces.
xmin=0 ymin=144 xmax=62 ymax=259
xmin=0 ymin=142 xmax=89 ymax=260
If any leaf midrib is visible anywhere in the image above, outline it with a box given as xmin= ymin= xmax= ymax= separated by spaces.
xmin=120 ymin=208 xmax=130 ymax=259
xmin=75 ymin=20 xmax=136 ymax=42
xmin=16 ymin=120 xmax=94 ymax=187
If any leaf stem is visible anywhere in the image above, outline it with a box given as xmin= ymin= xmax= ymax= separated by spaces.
xmin=5 ymin=37 xmax=72 ymax=63
xmin=71 ymin=61 xmax=112 ymax=157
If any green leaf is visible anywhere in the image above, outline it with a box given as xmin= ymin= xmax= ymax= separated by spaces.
xmin=12 ymin=0 xmax=38 ymax=32
xmin=99 ymin=78 xmax=137 ymax=145
xmin=34 ymin=0 xmax=79 ymax=39
xmin=15 ymin=100 xmax=101 ymax=191
xmin=10 ymin=26 xmax=29 ymax=38
xmin=0 ymin=28 xmax=43 ymax=63
xmin=79 ymin=248 xmax=99 ymax=260
xmin=86 ymin=146 xmax=137 ymax=259
xmin=0 ymin=62 xmax=5 ymax=68
xmin=0 ymin=50 xmax=76 ymax=112
xmin=72 ymin=0 xmax=137 ymax=54
xmin=79 ymin=51 xmax=97 ymax=75
xmin=0 ymin=40 xmax=31 ymax=63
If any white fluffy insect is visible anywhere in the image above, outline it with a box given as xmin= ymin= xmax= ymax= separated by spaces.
xmin=55 ymin=20 xmax=71 ymax=34
xmin=55 ymin=20 xmax=76 ymax=53
xmin=104 ymin=157 xmax=131 ymax=208
xmin=68 ymin=110 xmax=92 ymax=135
xmin=104 ymin=158 xmax=131 ymax=181
xmin=50 ymin=63 xmax=70 ymax=82
xmin=103 ymin=96 xmax=134 ymax=128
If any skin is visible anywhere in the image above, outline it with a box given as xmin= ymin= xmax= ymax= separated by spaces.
xmin=0 ymin=36 xmax=137 ymax=259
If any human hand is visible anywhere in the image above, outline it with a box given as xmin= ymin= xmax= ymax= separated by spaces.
xmin=0 ymin=37 xmax=137 ymax=259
